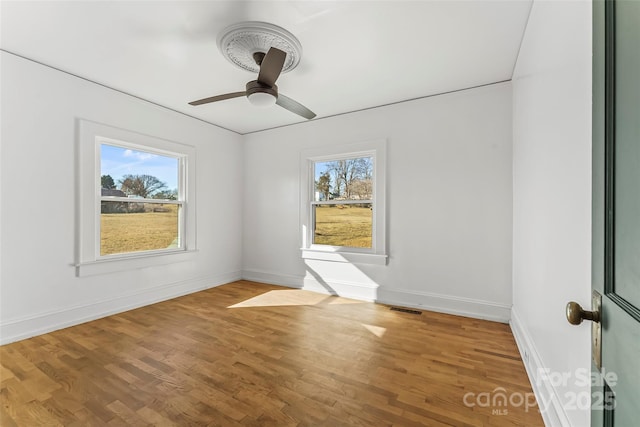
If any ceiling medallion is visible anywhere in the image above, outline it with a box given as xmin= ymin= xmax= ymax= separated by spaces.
xmin=217 ymin=21 xmax=302 ymax=74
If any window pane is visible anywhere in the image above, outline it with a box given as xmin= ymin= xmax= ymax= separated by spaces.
xmin=313 ymin=203 xmax=372 ymax=248
xmin=314 ymin=157 xmax=373 ymax=201
xmin=100 ymin=202 xmax=180 ymax=256
xmin=100 ymin=144 xmax=179 ymax=200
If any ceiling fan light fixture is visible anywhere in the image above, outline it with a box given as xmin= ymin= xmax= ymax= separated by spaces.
xmin=245 ymin=80 xmax=278 ymax=107
xmin=247 ymin=91 xmax=276 ymax=107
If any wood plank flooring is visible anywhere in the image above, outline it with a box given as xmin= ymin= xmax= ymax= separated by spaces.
xmin=0 ymin=281 xmax=544 ymax=426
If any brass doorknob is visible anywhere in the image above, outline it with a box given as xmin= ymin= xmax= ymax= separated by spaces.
xmin=566 ymin=301 xmax=600 ymax=325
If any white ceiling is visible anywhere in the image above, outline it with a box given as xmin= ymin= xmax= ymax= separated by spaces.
xmin=1 ymin=1 xmax=532 ymax=134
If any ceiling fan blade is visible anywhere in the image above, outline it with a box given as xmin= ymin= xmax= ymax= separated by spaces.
xmin=189 ymin=91 xmax=246 ymax=106
xmin=276 ymin=94 xmax=316 ymax=119
xmin=257 ymin=47 xmax=286 ymax=87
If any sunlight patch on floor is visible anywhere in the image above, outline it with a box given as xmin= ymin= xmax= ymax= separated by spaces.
xmin=362 ymin=323 xmax=386 ymax=338
xmin=228 ymin=290 xmax=329 ymax=308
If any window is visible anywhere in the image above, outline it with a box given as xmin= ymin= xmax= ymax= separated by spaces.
xmin=99 ymin=143 xmax=182 ymax=256
xmin=300 ymin=140 xmax=387 ymax=265
xmin=312 ymin=157 xmax=373 ymax=248
xmin=77 ymin=121 xmax=196 ymax=276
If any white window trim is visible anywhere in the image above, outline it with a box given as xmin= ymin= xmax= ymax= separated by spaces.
xmin=76 ymin=120 xmax=197 ymax=277
xmin=300 ymin=139 xmax=387 ymax=265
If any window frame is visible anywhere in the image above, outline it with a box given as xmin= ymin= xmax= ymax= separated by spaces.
xmin=77 ymin=120 xmax=197 ymax=276
xmin=300 ymin=139 xmax=387 ymax=265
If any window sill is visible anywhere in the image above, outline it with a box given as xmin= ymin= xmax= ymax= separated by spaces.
xmin=301 ymin=249 xmax=388 ymax=265
xmin=75 ymin=249 xmax=198 ymax=277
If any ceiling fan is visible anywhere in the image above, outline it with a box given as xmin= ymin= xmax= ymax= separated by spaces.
xmin=188 ymin=47 xmax=316 ymax=120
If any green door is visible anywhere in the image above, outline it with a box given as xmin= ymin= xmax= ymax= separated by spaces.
xmin=592 ymin=0 xmax=640 ymax=425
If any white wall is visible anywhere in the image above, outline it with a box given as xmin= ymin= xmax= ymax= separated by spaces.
xmin=511 ymin=1 xmax=592 ymax=426
xmin=243 ymin=83 xmax=514 ymax=322
xmin=0 ymin=52 xmax=243 ymax=344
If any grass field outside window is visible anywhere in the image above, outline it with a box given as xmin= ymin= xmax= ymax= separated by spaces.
xmin=313 ymin=204 xmax=372 ymax=248
xmin=100 ymin=204 xmax=179 ymax=256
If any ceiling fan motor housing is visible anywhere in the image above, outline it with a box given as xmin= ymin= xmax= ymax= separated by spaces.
xmin=246 ymin=80 xmax=278 ymax=97
xmin=246 ymin=80 xmax=278 ymax=106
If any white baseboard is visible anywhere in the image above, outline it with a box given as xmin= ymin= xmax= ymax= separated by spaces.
xmin=302 ymin=276 xmax=379 ymax=301
xmin=242 ymin=269 xmax=510 ymax=322
xmin=0 ymin=270 xmax=242 ymax=345
xmin=242 ymin=268 xmax=378 ymax=301
xmin=242 ymin=269 xmax=304 ymax=289
xmin=510 ymin=308 xmax=571 ymax=427
xmin=377 ymin=287 xmax=511 ymax=323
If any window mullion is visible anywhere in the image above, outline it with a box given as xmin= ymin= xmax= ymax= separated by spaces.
xmin=100 ymin=197 xmax=182 ymax=205
xmin=311 ymin=199 xmax=372 ymax=206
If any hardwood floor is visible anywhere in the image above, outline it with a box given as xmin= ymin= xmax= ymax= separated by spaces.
xmin=1 ymin=281 xmax=543 ymax=426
